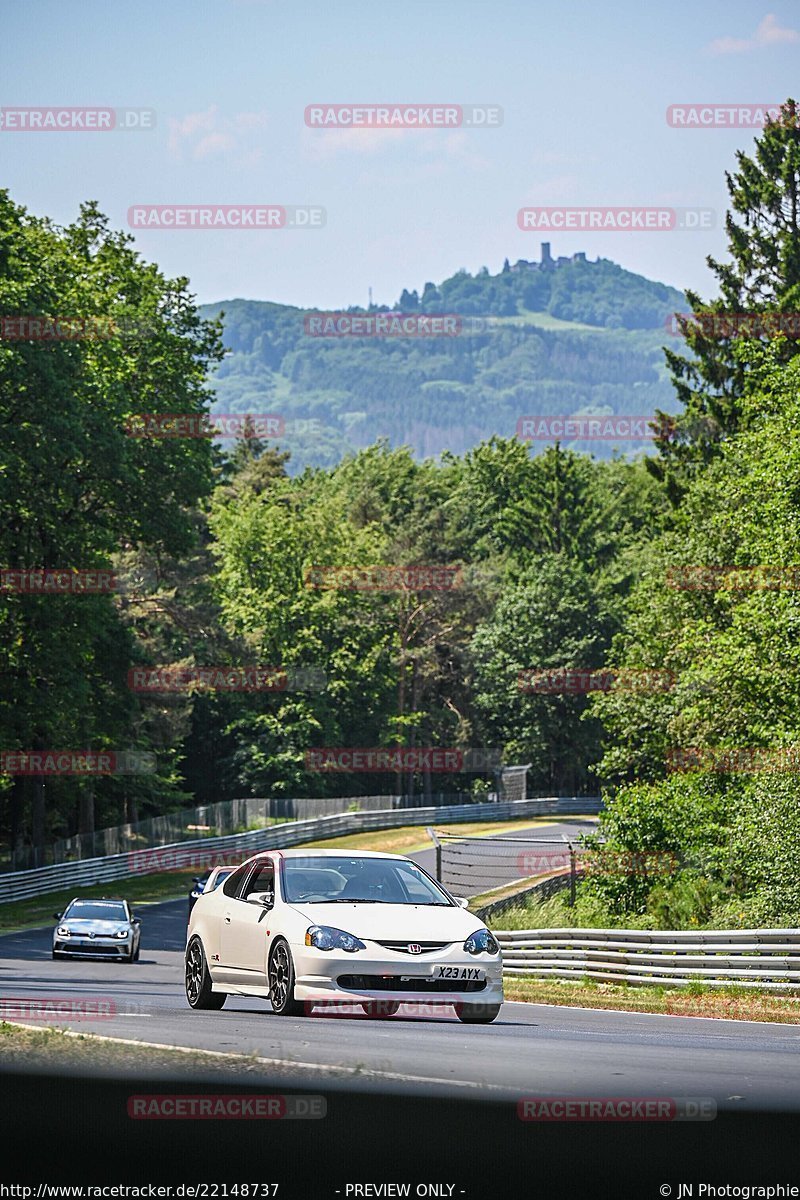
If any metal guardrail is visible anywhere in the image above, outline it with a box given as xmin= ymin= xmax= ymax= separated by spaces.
xmin=26 ymin=792 xmax=477 ymax=872
xmin=496 ymin=927 xmax=800 ymax=989
xmin=0 ymin=796 xmax=602 ymax=903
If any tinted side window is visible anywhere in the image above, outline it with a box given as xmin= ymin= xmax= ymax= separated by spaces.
xmin=222 ymin=864 xmax=251 ymax=898
xmin=243 ymin=863 xmax=274 ymax=898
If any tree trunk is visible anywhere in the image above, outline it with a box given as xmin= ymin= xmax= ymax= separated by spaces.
xmin=31 ymin=778 xmax=46 ymax=867
xmin=78 ymin=782 xmax=95 ymax=840
xmin=9 ymin=778 xmax=25 ymax=868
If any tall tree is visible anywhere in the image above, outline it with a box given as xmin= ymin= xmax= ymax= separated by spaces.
xmin=651 ymin=98 xmax=800 ymax=501
xmin=0 ymin=193 xmax=223 ymax=855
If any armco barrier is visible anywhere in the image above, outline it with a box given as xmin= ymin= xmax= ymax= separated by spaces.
xmin=36 ymin=792 xmax=478 ymax=871
xmin=0 ymin=796 xmax=602 ymax=903
xmin=496 ymin=927 xmax=800 ymax=989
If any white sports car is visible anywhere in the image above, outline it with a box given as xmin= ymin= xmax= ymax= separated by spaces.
xmin=185 ymin=848 xmax=503 ymax=1022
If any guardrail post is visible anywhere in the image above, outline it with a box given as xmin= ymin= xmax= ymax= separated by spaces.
xmin=569 ymin=845 xmax=576 ymax=907
xmin=426 ymin=827 xmax=442 ymax=881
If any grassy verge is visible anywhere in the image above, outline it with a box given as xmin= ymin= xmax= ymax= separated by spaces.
xmin=302 ymin=815 xmax=571 ymax=855
xmin=469 ymin=868 xmax=569 ymax=912
xmin=0 ymin=1020 xmax=323 ymax=1078
xmin=0 ymin=815 xmax=579 ymax=933
xmin=504 ymin=975 xmax=800 ymax=1023
xmin=0 ymin=1020 xmax=250 ymax=1075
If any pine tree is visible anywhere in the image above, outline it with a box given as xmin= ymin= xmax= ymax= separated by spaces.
xmin=650 ymin=98 xmax=800 ymax=502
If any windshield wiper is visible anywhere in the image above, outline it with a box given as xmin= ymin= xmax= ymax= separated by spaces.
xmin=309 ymin=897 xmax=392 ymax=903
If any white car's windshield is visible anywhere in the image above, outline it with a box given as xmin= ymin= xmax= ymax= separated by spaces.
xmin=64 ymin=901 xmax=127 ymax=921
xmin=281 ymin=856 xmax=452 ymax=906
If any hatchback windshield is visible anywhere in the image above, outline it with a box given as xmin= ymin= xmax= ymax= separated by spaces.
xmin=64 ymin=901 xmax=128 ymax=922
xmin=281 ymin=856 xmax=452 ymax=905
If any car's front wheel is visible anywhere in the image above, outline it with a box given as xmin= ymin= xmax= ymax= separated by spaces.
xmin=268 ymin=940 xmax=304 ymax=1016
xmin=185 ymin=936 xmax=226 ymax=1010
xmin=456 ymin=1001 xmax=501 ymax=1024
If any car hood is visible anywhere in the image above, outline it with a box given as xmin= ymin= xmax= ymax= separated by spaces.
xmin=58 ymin=919 xmax=129 ymax=933
xmin=288 ymin=902 xmax=483 ymax=942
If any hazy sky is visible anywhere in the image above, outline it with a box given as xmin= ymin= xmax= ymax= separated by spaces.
xmin=2 ymin=0 xmax=798 ymax=307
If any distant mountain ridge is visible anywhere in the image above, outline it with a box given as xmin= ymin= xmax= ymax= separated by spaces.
xmin=199 ymin=250 xmax=685 ymax=470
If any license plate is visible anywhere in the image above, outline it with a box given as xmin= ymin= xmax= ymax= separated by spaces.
xmin=434 ymin=966 xmax=485 ymax=981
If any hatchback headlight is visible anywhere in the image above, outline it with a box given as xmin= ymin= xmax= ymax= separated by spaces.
xmin=305 ymin=925 xmax=365 ymax=953
xmin=56 ymin=926 xmax=71 ymax=938
xmin=114 ymin=928 xmax=130 ymax=939
xmin=463 ymin=928 xmax=499 ymax=955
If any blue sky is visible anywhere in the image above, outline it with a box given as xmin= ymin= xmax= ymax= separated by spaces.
xmin=1 ymin=0 xmax=798 ymax=307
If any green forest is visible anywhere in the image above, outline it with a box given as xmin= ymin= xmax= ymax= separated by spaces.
xmin=2 ymin=100 xmax=800 ymax=929
xmin=201 ymin=257 xmax=684 ymax=469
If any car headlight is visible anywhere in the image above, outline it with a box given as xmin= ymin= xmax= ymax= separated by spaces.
xmin=463 ymin=928 xmax=499 ymax=956
xmin=114 ymin=929 xmax=130 ymax=939
xmin=305 ymin=925 xmax=365 ymax=953
xmin=56 ymin=926 xmax=71 ymax=938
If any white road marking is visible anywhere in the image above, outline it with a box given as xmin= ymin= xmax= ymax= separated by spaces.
xmin=1 ymin=1020 xmax=511 ymax=1091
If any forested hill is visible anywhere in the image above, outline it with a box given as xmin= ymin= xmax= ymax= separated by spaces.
xmin=199 ymin=254 xmax=685 ymax=471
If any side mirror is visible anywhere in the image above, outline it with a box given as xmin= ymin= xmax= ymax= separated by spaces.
xmin=53 ymin=912 xmax=62 ymax=920
xmin=247 ymin=891 xmax=274 ymax=907
xmin=192 ymin=877 xmax=202 ymax=885
xmin=455 ymin=897 xmax=470 ymax=909
xmin=132 ymin=917 xmax=141 ymax=926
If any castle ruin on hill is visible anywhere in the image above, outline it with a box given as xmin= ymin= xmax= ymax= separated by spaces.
xmin=509 ymin=242 xmax=588 ymax=273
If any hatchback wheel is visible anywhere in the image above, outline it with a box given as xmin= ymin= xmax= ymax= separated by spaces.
xmin=268 ymin=940 xmax=304 ymax=1016
xmin=185 ymin=936 xmax=226 ymax=1010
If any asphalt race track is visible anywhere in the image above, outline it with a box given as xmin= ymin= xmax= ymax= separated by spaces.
xmin=413 ymin=818 xmax=596 ymax=894
xmin=3 ymin=839 xmax=800 ymax=1197
xmin=2 ymin=889 xmax=799 ymax=1109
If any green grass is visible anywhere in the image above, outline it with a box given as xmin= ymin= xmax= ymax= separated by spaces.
xmin=504 ymin=975 xmax=800 ymax=1023
xmin=491 ymin=310 xmax=601 ymax=332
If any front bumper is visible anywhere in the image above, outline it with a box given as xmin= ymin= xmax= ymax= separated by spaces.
xmin=53 ymin=937 xmax=132 ymax=958
xmin=290 ymin=940 xmax=504 ymax=1006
